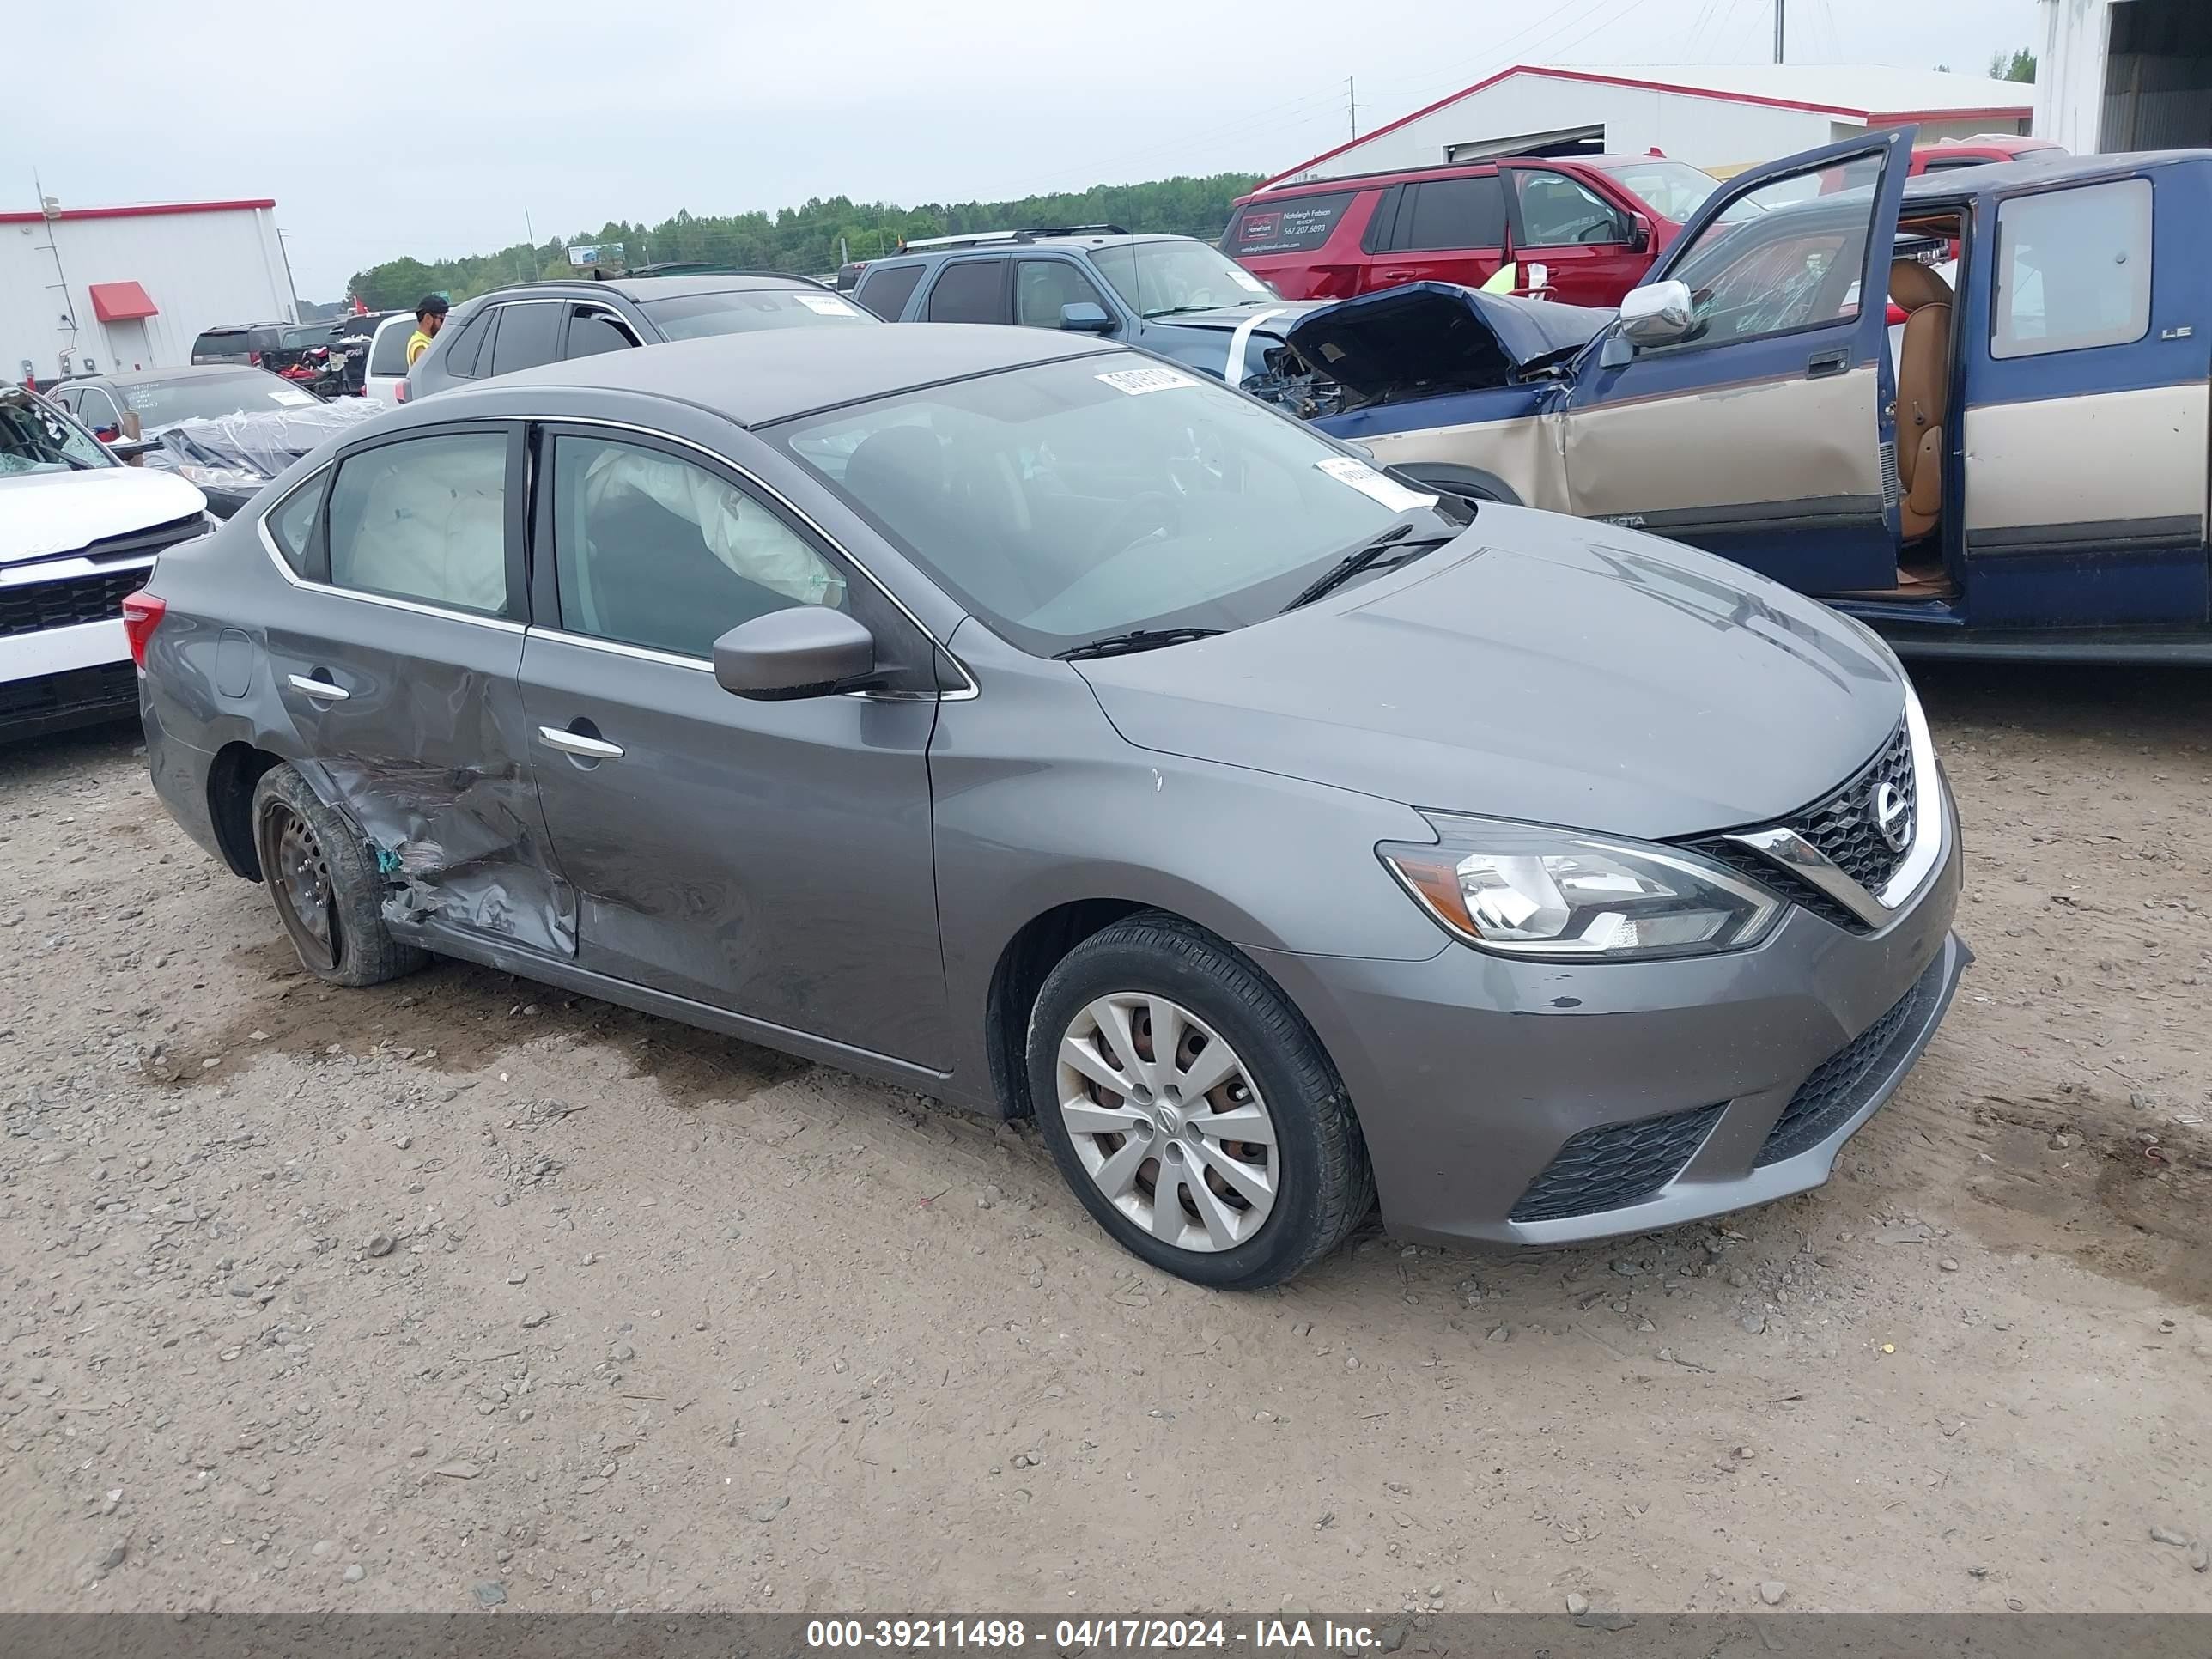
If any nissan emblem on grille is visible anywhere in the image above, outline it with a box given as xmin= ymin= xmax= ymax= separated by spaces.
xmin=1874 ymin=779 xmax=1912 ymax=854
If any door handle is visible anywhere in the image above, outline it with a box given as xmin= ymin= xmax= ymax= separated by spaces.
xmin=287 ymin=673 xmax=349 ymax=701
xmin=538 ymin=725 xmax=623 ymax=760
xmin=1807 ymin=348 xmax=1851 ymax=379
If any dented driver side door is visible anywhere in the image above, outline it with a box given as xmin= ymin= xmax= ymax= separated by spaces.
xmin=264 ymin=420 xmax=577 ymax=957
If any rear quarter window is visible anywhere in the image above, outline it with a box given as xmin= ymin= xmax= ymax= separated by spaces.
xmin=1991 ymin=179 xmax=2154 ymax=359
xmin=368 ymin=319 xmax=415 ymax=376
xmin=854 ymin=263 xmax=926 ymax=319
xmin=1224 ymin=191 xmax=1358 ymax=257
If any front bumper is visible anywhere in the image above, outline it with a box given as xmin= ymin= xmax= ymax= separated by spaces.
xmin=0 ymin=621 xmax=138 ymax=740
xmin=1254 ymin=782 xmax=1966 ymax=1247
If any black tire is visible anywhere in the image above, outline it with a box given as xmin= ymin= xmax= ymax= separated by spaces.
xmin=1026 ymin=911 xmax=1374 ymax=1289
xmin=251 ymin=763 xmax=425 ymax=988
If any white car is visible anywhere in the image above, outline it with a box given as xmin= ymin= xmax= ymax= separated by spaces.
xmin=359 ymin=313 xmax=419 ymax=405
xmin=1 ymin=386 xmax=207 ymax=740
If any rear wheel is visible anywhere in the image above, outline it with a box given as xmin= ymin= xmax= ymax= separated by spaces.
xmin=251 ymin=764 xmax=424 ymax=988
xmin=1027 ymin=912 xmax=1372 ymax=1289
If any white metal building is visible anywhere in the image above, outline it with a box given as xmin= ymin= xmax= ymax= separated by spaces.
xmin=1 ymin=198 xmax=296 ymax=386
xmin=2034 ymin=0 xmax=2212 ymax=153
xmin=1261 ymin=64 xmax=2036 ymax=189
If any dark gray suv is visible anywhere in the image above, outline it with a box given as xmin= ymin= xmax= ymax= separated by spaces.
xmin=405 ymin=273 xmax=873 ymax=400
xmin=131 ymin=325 xmax=1966 ymax=1288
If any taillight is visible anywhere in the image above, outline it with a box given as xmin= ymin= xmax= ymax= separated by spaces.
xmin=120 ymin=592 xmax=166 ymax=669
xmin=394 ymin=381 xmax=409 ymax=403
xmin=248 ymin=350 xmax=262 ymax=366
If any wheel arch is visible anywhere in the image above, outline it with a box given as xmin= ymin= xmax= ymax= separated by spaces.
xmin=206 ymin=741 xmax=285 ymax=879
xmin=1395 ymin=461 xmax=1521 ymax=505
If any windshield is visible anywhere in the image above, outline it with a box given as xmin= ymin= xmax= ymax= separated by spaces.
xmin=1089 ymin=240 xmax=1274 ymax=319
xmin=0 ymin=389 xmax=111 ymax=477
xmin=773 ymin=354 xmax=1465 ymax=656
xmin=637 ymin=288 xmax=871 ymax=339
xmin=118 ymin=372 xmax=320 ymax=429
xmin=280 ymin=326 xmax=327 ymax=349
xmin=1595 ymin=159 xmax=1760 ymax=224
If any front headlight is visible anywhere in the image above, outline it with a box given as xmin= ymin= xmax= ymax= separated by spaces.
xmin=1378 ymin=814 xmax=1784 ymax=961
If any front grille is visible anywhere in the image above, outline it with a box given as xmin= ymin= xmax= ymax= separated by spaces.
xmin=0 ymin=661 xmax=138 ymax=724
xmin=1753 ymin=955 xmax=1945 ymax=1167
xmin=0 ymin=568 xmax=149 ymax=639
xmin=1510 ymin=1102 xmax=1725 ymax=1223
xmin=1790 ymin=721 xmax=1916 ymax=893
xmin=1688 ymin=719 xmax=1917 ymax=933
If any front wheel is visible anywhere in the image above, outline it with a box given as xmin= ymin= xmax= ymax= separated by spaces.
xmin=1026 ymin=913 xmax=1373 ymax=1288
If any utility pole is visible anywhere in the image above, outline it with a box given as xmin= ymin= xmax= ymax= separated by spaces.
xmin=31 ymin=172 xmax=77 ymax=374
xmin=1772 ymin=0 xmax=1784 ymax=64
xmin=524 ymin=207 xmax=537 ymax=278
xmin=1346 ymin=76 xmax=1362 ymax=141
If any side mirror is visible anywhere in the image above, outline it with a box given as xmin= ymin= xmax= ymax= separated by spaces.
xmin=1628 ymin=213 xmax=1655 ymax=253
xmin=712 ymin=606 xmax=877 ymax=701
xmin=1617 ymin=280 xmax=1695 ymax=349
xmin=1060 ymin=301 xmax=1115 ymax=333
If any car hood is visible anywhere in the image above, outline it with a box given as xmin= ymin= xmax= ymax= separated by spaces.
xmin=1140 ymin=301 xmax=1322 ymax=334
xmin=1285 ymin=282 xmax=1613 ymax=404
xmin=0 ymin=466 xmax=207 ymax=565
xmin=1072 ymin=509 xmax=1906 ymax=841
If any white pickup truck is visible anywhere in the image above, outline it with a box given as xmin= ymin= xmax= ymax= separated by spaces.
xmin=2 ymin=386 xmax=208 ymax=741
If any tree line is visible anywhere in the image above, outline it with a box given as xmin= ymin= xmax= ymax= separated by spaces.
xmin=345 ymin=173 xmax=1264 ymax=310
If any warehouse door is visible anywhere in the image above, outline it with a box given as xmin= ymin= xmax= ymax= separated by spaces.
xmin=2100 ymin=1 xmax=2212 ymax=150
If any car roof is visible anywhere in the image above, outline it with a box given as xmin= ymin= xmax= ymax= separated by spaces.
xmin=466 ymin=273 xmax=824 ymax=305
xmin=888 ymin=234 xmax=1188 ymax=264
xmin=94 ymin=365 xmax=288 ymax=388
xmin=437 ymin=323 xmax=1119 ymax=427
xmin=1899 ymin=147 xmax=2208 ymax=202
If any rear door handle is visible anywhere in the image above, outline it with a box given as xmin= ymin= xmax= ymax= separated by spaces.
xmin=538 ymin=725 xmax=623 ymax=760
xmin=287 ymin=673 xmax=349 ymax=701
xmin=1807 ymin=348 xmax=1851 ymax=379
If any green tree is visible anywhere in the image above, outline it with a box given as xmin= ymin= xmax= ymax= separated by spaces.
xmin=1989 ymin=47 xmax=2037 ymax=82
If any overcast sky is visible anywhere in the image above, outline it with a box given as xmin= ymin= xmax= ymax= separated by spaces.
xmin=21 ymin=0 xmax=2037 ymax=298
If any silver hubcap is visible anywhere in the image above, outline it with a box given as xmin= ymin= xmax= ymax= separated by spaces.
xmin=1056 ymin=993 xmax=1277 ymax=1252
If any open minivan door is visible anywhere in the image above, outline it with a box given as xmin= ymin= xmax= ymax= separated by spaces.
xmin=1560 ymin=125 xmax=1917 ymax=593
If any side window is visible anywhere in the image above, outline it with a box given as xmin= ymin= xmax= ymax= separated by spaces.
xmin=489 ymin=303 xmax=561 ymax=375
xmin=1014 ymin=260 xmax=1109 ymax=328
xmin=325 ymin=433 xmax=510 ymax=616
xmin=925 ymin=261 xmax=1006 ymax=323
xmin=550 ymin=434 xmax=847 ymax=659
xmin=854 ymin=263 xmax=925 ymax=320
xmin=264 ymin=468 xmax=331 ymax=575
xmin=1224 ymin=191 xmax=1357 ymax=257
xmin=1992 ymin=179 xmax=2153 ymax=360
xmin=1395 ymin=175 xmax=1509 ymax=252
xmin=440 ymin=310 xmax=493 ymax=378
xmin=1661 ymin=150 xmax=1889 ymax=349
xmin=368 ymin=319 xmax=414 ymax=376
xmin=564 ymin=307 xmax=637 ymax=358
xmin=79 ymin=389 xmax=122 ymax=432
xmin=1513 ymin=170 xmax=1627 ymax=246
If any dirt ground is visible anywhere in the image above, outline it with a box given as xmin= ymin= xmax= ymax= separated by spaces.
xmin=2 ymin=662 xmax=2209 ymax=1618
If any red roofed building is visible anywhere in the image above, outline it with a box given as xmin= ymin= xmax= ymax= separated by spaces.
xmin=1261 ymin=64 xmax=2035 ymax=191
xmin=1 ymin=197 xmax=296 ymax=384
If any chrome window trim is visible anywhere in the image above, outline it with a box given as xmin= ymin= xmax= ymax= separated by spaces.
xmin=568 ymin=303 xmax=642 ymax=347
xmin=1722 ymin=684 xmax=1944 ymax=928
xmin=254 ymin=463 xmax=333 ymax=581
xmin=538 ymin=414 xmax=980 ymax=699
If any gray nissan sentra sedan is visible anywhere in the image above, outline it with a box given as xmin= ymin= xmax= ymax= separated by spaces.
xmin=129 ymin=324 xmax=1967 ymax=1288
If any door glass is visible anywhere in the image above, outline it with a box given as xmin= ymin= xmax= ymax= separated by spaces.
xmin=1660 ymin=155 xmax=1887 ymax=349
xmin=1397 ymin=176 xmax=1509 ymax=252
xmin=550 ymin=434 xmax=847 ymax=659
xmin=264 ymin=468 xmax=331 ymax=575
xmin=325 ymin=433 xmax=510 ymax=615
xmin=1991 ymin=179 xmax=2153 ymax=359
xmin=80 ymin=389 xmax=121 ymax=430
xmin=854 ymin=263 xmax=925 ymax=319
xmin=564 ymin=307 xmax=636 ymax=358
xmin=1014 ymin=260 xmax=1109 ymax=327
xmin=489 ymin=303 xmax=562 ymax=375
xmin=925 ymin=262 xmax=1005 ymax=323
xmin=1513 ymin=171 xmax=1627 ymax=245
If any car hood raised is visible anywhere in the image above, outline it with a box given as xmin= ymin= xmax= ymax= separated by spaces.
xmin=0 ymin=466 xmax=207 ymax=566
xmin=1072 ymin=509 xmax=1906 ymax=841
xmin=1285 ymin=282 xmax=1613 ymax=404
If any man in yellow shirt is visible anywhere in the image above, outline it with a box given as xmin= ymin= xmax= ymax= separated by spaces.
xmin=404 ymin=295 xmax=449 ymax=368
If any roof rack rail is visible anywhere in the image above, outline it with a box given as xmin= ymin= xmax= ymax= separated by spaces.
xmin=896 ymin=223 xmax=1131 ymax=252
xmin=1011 ymin=223 xmax=1129 ymax=240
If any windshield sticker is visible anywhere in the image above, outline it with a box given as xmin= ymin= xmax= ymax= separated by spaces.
xmin=1096 ymin=367 xmax=1198 ymax=396
xmin=1314 ymin=455 xmax=1438 ymax=514
xmin=1229 ymin=269 xmax=1267 ymax=291
xmin=270 ymin=388 xmax=316 ymax=406
xmin=794 ymin=293 xmax=859 ymax=316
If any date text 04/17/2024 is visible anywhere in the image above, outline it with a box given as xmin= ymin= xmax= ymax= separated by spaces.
xmin=804 ymin=1620 xmax=1382 ymax=1651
